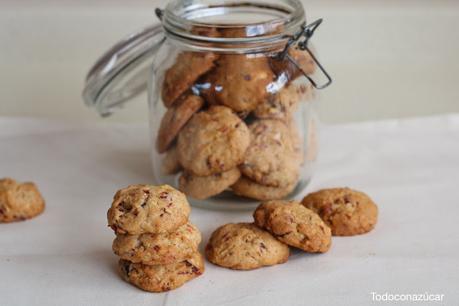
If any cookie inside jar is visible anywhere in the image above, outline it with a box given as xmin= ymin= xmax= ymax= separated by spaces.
xmin=150 ymin=1 xmax=322 ymax=209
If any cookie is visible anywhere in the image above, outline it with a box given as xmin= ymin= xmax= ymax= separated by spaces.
xmin=253 ymin=200 xmax=331 ymax=253
xmin=287 ymin=118 xmax=304 ymax=165
xmin=305 ymin=119 xmax=318 ymax=162
xmin=270 ymin=45 xmax=316 ymax=81
xmin=162 ymin=51 xmax=218 ymax=107
xmin=118 ymin=252 xmax=205 ymax=292
xmin=113 ymin=223 xmax=201 ymax=265
xmin=179 ymin=168 xmax=241 ymax=200
xmin=156 ymin=94 xmax=204 ymax=153
xmin=301 ymin=188 xmax=378 ymax=236
xmin=205 ymin=223 xmax=289 ymax=270
xmin=177 ymin=106 xmax=250 ymax=176
xmin=0 ymin=178 xmax=45 ymax=223
xmin=107 ymin=184 xmax=190 ymax=235
xmin=161 ymin=145 xmax=182 ymax=175
xmin=231 ymin=176 xmax=298 ymax=201
xmin=240 ymin=119 xmax=299 ymax=187
xmin=200 ymin=54 xmax=275 ymax=112
xmin=253 ymin=84 xmax=310 ymax=120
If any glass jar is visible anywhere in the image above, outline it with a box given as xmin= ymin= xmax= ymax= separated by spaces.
xmin=83 ymin=0 xmax=331 ymax=210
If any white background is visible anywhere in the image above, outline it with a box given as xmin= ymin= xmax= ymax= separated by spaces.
xmin=0 ymin=0 xmax=458 ymax=124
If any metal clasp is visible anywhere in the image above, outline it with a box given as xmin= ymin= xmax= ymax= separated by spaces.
xmin=279 ymin=19 xmax=332 ymax=90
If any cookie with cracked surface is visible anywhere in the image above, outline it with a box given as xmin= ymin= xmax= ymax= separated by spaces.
xmin=0 ymin=178 xmax=45 ymax=223
xmin=179 ymin=168 xmax=241 ymax=200
xmin=118 ymin=252 xmax=205 ymax=292
xmin=253 ymin=200 xmax=331 ymax=253
xmin=231 ymin=176 xmax=298 ymax=201
xmin=200 ymin=54 xmax=275 ymax=112
xmin=270 ymin=45 xmax=316 ymax=81
xmin=177 ymin=106 xmax=250 ymax=176
xmin=161 ymin=145 xmax=182 ymax=175
xmin=162 ymin=51 xmax=218 ymax=107
xmin=301 ymin=188 xmax=378 ymax=236
xmin=113 ymin=223 xmax=201 ymax=265
xmin=240 ymin=119 xmax=299 ymax=187
xmin=156 ymin=94 xmax=204 ymax=153
xmin=107 ymin=184 xmax=190 ymax=235
xmin=205 ymin=223 xmax=289 ymax=270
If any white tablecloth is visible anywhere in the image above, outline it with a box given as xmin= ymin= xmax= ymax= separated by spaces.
xmin=1 ymin=115 xmax=458 ymax=306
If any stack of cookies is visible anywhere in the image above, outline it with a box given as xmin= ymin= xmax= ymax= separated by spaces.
xmin=107 ymin=184 xmax=205 ymax=292
xmin=156 ymin=26 xmax=318 ymax=201
xmin=205 ymin=188 xmax=378 ymax=270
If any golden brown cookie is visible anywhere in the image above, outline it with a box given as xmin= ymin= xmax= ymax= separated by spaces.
xmin=301 ymin=188 xmax=378 ymax=236
xmin=253 ymin=200 xmax=331 ymax=253
xmin=156 ymin=94 xmax=204 ymax=153
xmin=177 ymin=106 xmax=250 ymax=176
xmin=0 ymin=178 xmax=45 ymax=223
xmin=253 ymin=84 xmax=310 ymax=120
xmin=205 ymin=223 xmax=289 ymax=270
xmin=162 ymin=52 xmax=218 ymax=107
xmin=113 ymin=223 xmax=201 ymax=265
xmin=161 ymin=145 xmax=182 ymax=175
xmin=287 ymin=118 xmax=304 ymax=165
xmin=179 ymin=168 xmax=241 ymax=200
xmin=107 ymin=184 xmax=190 ymax=235
xmin=118 ymin=252 xmax=205 ymax=292
xmin=231 ymin=176 xmax=298 ymax=201
xmin=240 ymin=119 xmax=299 ymax=187
xmin=201 ymin=54 xmax=275 ymax=112
xmin=270 ymin=46 xmax=316 ymax=81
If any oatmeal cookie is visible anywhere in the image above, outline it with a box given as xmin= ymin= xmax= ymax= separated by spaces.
xmin=301 ymin=188 xmax=378 ymax=236
xmin=240 ymin=119 xmax=299 ymax=187
xmin=177 ymin=106 xmax=250 ymax=176
xmin=253 ymin=200 xmax=331 ymax=252
xmin=162 ymin=52 xmax=218 ymax=107
xmin=231 ymin=176 xmax=298 ymax=201
xmin=179 ymin=168 xmax=241 ymax=200
xmin=156 ymin=94 xmax=204 ymax=153
xmin=113 ymin=223 xmax=201 ymax=265
xmin=118 ymin=252 xmax=204 ymax=292
xmin=0 ymin=178 xmax=45 ymax=223
xmin=107 ymin=184 xmax=190 ymax=235
xmin=201 ymin=54 xmax=275 ymax=112
xmin=205 ymin=223 xmax=289 ymax=270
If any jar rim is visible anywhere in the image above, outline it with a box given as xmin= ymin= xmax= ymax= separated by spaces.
xmin=160 ymin=0 xmax=306 ymax=51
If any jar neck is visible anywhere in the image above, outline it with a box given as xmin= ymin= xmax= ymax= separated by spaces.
xmin=158 ymin=0 xmax=306 ymax=53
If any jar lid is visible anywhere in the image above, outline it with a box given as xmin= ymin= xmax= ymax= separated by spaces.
xmin=83 ymin=24 xmax=165 ymax=116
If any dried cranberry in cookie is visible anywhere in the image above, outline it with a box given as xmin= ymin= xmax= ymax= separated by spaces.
xmin=107 ymin=184 xmax=190 ymax=235
xmin=177 ymin=106 xmax=250 ymax=176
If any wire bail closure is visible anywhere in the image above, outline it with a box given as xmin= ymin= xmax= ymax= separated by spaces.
xmin=279 ymin=19 xmax=332 ymax=89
